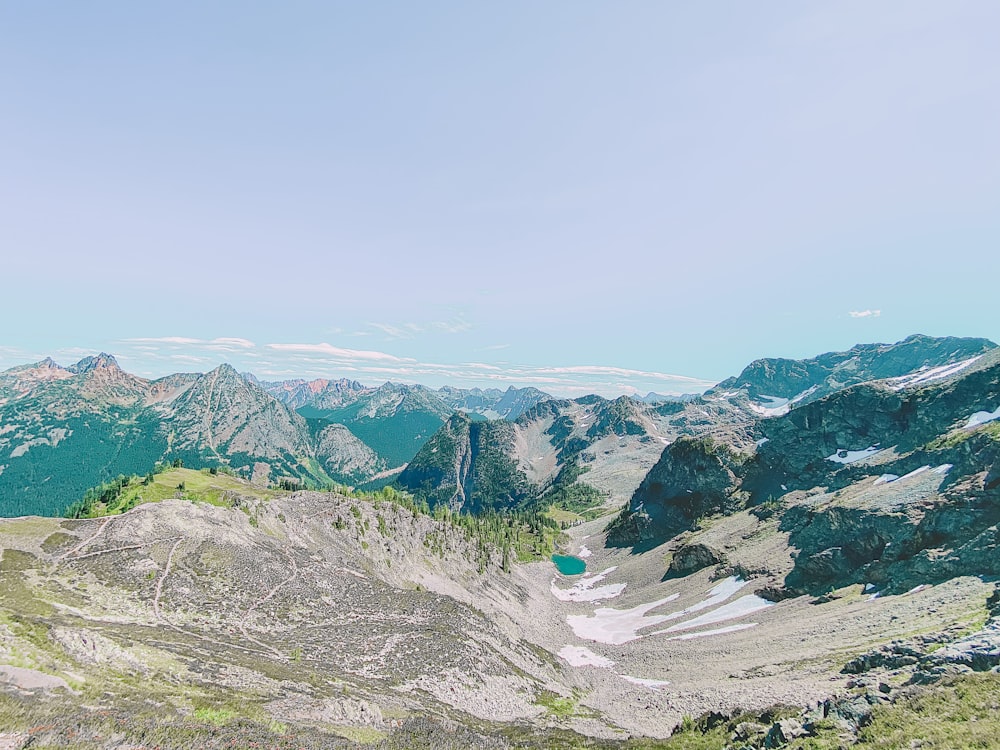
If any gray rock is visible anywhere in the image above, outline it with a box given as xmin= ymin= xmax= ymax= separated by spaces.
xmin=730 ymin=720 xmax=768 ymax=742
xmin=764 ymin=717 xmax=807 ymax=747
xmin=667 ymin=542 xmax=725 ymax=576
xmin=925 ymin=621 xmax=1000 ymax=672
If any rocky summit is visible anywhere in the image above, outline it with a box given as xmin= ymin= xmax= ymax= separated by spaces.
xmin=2 ymin=335 xmax=1000 ymax=748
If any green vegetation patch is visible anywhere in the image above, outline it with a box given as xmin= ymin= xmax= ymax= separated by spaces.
xmin=858 ymin=672 xmax=1000 ymax=748
xmin=534 ymin=690 xmax=579 ymax=718
xmin=65 ymin=467 xmax=286 ymax=519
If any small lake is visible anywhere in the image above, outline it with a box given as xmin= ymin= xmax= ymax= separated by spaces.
xmin=551 ymin=554 xmax=586 ymax=576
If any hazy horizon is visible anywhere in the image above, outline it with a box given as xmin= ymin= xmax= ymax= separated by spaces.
xmin=2 ymin=330 xmax=995 ymax=399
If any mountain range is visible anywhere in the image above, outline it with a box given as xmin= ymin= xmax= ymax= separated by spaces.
xmin=1 ymin=335 xmax=994 ymax=520
xmin=2 ymin=333 xmax=1000 ymax=747
xmin=0 ymin=356 xmax=552 ymax=516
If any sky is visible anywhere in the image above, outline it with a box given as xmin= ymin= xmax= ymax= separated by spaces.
xmin=2 ymin=2 xmax=999 ymax=397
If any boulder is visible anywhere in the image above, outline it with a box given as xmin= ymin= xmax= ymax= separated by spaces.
xmin=666 ymin=543 xmax=725 ymax=576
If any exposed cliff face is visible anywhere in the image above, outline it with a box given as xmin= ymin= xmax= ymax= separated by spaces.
xmin=606 ymin=437 xmax=746 ymax=546
xmin=397 ymin=413 xmax=535 ymax=513
xmin=779 ymin=446 xmax=1000 ymax=594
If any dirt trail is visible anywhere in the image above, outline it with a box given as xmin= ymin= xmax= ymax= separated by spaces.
xmin=153 ymin=539 xmax=182 ymax=621
xmin=238 ymin=548 xmax=300 ymax=658
xmin=59 ymin=516 xmax=114 ymax=561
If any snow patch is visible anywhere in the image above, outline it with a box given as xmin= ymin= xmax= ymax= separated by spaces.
xmin=678 ymin=576 xmax=748 ymax=616
xmin=887 ymin=356 xmax=982 ymax=391
xmin=874 ymin=474 xmax=899 ymax=485
xmin=566 ymin=594 xmax=680 ymax=645
xmin=748 ymin=395 xmax=790 ymax=418
xmin=749 ymin=387 xmax=817 ymax=418
xmin=965 ymin=406 xmax=1000 ymax=429
xmin=565 ymin=577 xmax=749 ymax=645
xmin=899 ymin=466 xmax=931 ymax=481
xmin=653 ymin=595 xmax=773 ymax=635
xmin=558 ymin=645 xmax=614 ymax=668
xmin=551 ymin=566 xmax=626 ymax=603
xmin=665 ymin=623 xmax=759 ymax=640
xmin=789 ymin=385 xmax=819 ymax=405
xmin=827 ymin=446 xmax=880 ymax=464
xmin=931 ymin=464 xmax=953 ymax=475
xmin=578 ymin=545 xmax=592 ymax=559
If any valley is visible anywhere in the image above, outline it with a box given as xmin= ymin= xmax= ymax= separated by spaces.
xmin=2 ymin=334 xmax=1000 ymax=748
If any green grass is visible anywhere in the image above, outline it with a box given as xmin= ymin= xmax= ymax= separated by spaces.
xmin=925 ymin=420 xmax=1000 ymax=450
xmin=535 ymin=690 xmax=579 ymax=718
xmin=547 ymin=506 xmax=585 ymax=524
xmin=69 ymin=468 xmax=287 ymax=518
xmin=856 ymin=673 xmax=1000 ymax=748
xmin=192 ymin=706 xmax=237 ymax=725
xmin=331 ymin=725 xmax=386 ymax=744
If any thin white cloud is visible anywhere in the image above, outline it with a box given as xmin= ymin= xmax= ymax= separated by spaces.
xmin=126 ymin=336 xmax=203 ymax=345
xmin=125 ymin=336 xmax=257 ymax=348
xmin=265 ymin=342 xmax=413 ymax=363
xmin=849 ymin=310 xmax=881 ymax=318
xmin=369 ymin=317 xmax=472 ymax=338
xmin=369 ymin=322 xmax=417 ymax=338
xmin=208 ymin=337 xmax=256 ymax=348
xmin=432 ymin=318 xmax=473 ymax=334
xmin=532 ymin=364 xmax=715 ymax=385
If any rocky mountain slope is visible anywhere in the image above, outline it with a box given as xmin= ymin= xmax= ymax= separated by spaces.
xmin=399 ymin=335 xmax=996 ymax=522
xmin=398 ymin=393 xmax=756 ymax=516
xmin=609 ymin=347 xmax=1000 ymax=600
xmin=2 ymin=466 xmax=998 ymax=747
xmin=258 ymin=376 xmax=369 ymax=410
xmin=705 ymin=333 xmax=995 ymax=416
xmin=297 ymin=382 xmax=457 ymax=470
xmin=397 ymin=413 xmax=536 ymax=513
xmin=277 ymin=380 xmax=551 ymax=468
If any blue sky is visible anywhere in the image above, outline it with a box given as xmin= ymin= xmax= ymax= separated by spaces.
xmin=2 ymin=2 xmax=998 ymax=396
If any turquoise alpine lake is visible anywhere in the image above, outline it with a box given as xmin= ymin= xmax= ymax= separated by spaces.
xmin=551 ymin=554 xmax=586 ymax=576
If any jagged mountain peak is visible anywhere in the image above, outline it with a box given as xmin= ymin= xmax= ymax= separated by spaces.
xmin=208 ymin=362 xmax=240 ymax=378
xmin=64 ymin=352 xmax=149 ymax=406
xmin=69 ymin=352 xmax=122 ymax=375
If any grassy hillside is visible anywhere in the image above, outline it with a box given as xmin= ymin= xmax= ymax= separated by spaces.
xmin=63 ymin=467 xmax=288 ymax=518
